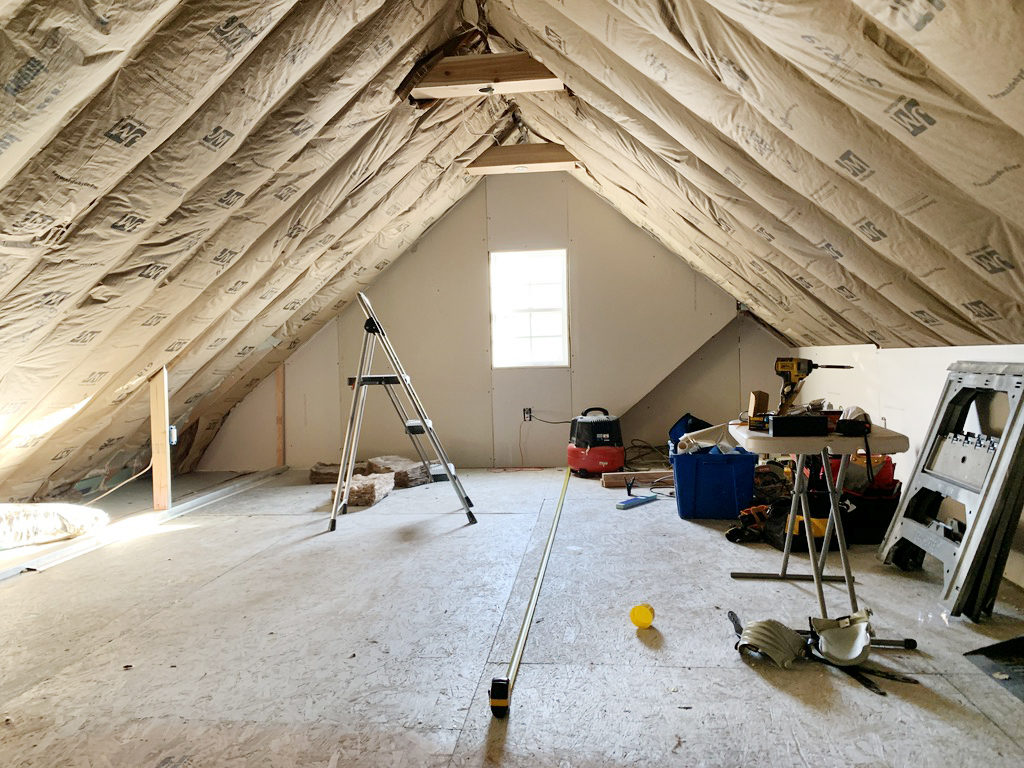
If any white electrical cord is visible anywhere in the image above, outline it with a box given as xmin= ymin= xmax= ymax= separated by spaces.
xmin=84 ymin=458 xmax=153 ymax=506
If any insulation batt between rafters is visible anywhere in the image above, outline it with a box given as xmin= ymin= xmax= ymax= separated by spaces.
xmin=0 ymin=0 xmax=1021 ymax=501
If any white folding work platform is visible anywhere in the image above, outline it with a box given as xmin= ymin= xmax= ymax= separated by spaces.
xmin=728 ymin=424 xmax=910 ymax=618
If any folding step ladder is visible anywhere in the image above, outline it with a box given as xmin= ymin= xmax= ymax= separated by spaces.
xmin=878 ymin=361 xmax=1024 ymax=620
xmin=328 ymin=292 xmax=476 ymax=530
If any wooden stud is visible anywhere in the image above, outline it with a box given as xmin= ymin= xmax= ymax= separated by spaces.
xmin=276 ymin=365 xmax=286 ymax=466
xmin=466 ymin=143 xmax=578 ymax=176
xmin=600 ymin=470 xmax=674 ymax=489
xmin=409 ymin=52 xmax=562 ymax=99
xmin=149 ymin=366 xmax=171 ymax=511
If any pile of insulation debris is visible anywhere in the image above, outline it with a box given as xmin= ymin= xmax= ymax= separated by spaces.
xmin=0 ymin=504 xmax=108 ymax=551
xmin=309 ymin=455 xmax=429 ymax=507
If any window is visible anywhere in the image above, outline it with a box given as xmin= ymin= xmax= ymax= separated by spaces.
xmin=489 ymin=249 xmax=569 ymax=368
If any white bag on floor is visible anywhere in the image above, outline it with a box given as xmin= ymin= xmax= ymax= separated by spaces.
xmin=0 ymin=504 xmax=108 ymax=550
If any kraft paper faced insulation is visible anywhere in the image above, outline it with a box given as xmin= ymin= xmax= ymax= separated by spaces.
xmin=0 ymin=0 xmax=1021 ymax=500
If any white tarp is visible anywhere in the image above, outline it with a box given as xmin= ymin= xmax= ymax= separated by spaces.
xmin=0 ymin=0 xmax=1020 ymax=500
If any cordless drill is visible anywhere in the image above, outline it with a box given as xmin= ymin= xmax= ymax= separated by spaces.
xmin=748 ymin=358 xmax=853 ymax=430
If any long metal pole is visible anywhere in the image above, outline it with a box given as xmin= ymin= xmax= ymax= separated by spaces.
xmin=489 ymin=467 xmax=572 ymax=718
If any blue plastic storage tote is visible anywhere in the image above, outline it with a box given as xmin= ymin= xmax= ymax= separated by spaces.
xmin=669 ymin=448 xmax=757 ymax=519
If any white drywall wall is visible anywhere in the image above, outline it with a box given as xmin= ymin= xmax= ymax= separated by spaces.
xmin=283 ymin=321 xmax=342 ymax=469
xmin=334 ymin=180 xmax=496 ymax=467
xmin=198 ymin=371 xmax=277 ymax=472
xmin=204 ymin=173 xmax=741 ymax=469
xmin=621 ymin=315 xmax=790 ymax=444
xmin=793 ymin=343 xmax=1024 ymax=590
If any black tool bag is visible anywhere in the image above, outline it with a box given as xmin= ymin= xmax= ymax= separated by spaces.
xmin=759 ymin=486 xmax=901 ymax=550
xmin=841 ymin=482 xmax=902 ymax=545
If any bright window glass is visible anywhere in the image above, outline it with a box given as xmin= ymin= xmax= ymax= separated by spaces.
xmin=489 ymin=249 xmax=569 ymax=368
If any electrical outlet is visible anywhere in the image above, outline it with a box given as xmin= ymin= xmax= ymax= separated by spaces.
xmin=523 ymin=407 xmax=532 ymax=422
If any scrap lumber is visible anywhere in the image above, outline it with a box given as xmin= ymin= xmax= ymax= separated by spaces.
xmin=600 ymin=469 xmax=674 ymax=488
xmin=367 ymin=455 xmax=429 ymax=488
xmin=149 ymin=368 xmax=171 ymax=511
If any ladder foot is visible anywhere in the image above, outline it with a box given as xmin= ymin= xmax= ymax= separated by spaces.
xmin=327 ymin=518 xmax=336 ymax=532
xmin=465 ymin=510 xmax=478 ymax=525
xmin=465 ymin=496 xmax=474 ymax=508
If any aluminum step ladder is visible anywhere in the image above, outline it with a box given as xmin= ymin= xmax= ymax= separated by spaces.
xmin=878 ymin=361 xmax=1024 ymax=620
xmin=328 ymin=292 xmax=476 ymax=530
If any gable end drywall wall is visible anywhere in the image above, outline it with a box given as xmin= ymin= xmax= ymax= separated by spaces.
xmin=203 ymin=174 xmax=742 ymax=468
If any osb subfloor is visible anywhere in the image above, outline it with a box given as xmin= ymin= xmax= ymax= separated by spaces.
xmin=2 ymin=469 xmax=1023 ymax=767
xmin=0 ymin=470 xmax=243 ymax=575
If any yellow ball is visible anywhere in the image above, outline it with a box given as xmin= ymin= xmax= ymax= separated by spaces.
xmin=630 ymin=603 xmax=655 ymax=629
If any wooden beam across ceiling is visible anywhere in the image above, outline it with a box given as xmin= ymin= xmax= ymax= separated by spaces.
xmin=466 ymin=143 xmax=579 ymax=175
xmin=409 ymin=52 xmax=562 ymax=99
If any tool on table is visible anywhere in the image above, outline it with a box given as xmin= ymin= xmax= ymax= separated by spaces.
xmin=567 ymin=407 xmax=625 ymax=477
xmin=489 ymin=467 xmax=572 ymax=718
xmin=749 ymin=358 xmax=853 ymax=431
xmin=767 ymin=413 xmax=828 ymax=437
xmin=836 ymin=406 xmax=872 ymax=436
xmin=328 ymin=292 xmax=475 ymax=530
xmin=879 ymin=361 xmax=1024 ymax=621
xmin=776 ymin=358 xmax=854 ymax=415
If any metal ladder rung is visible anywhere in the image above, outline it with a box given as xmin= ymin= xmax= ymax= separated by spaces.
xmin=347 ymin=374 xmax=407 ymax=386
xmin=430 ymin=462 xmax=455 ymax=481
xmin=922 ymin=469 xmax=984 ymax=495
xmin=917 ymin=473 xmax=981 ymax=506
xmin=405 ymin=418 xmax=432 ymax=435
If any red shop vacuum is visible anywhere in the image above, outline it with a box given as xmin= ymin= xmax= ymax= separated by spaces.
xmin=568 ymin=407 xmax=625 ymax=477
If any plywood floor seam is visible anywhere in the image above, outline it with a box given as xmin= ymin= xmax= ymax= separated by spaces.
xmin=2 ymin=469 xmax=1023 ymax=767
xmin=448 ymin=493 xmax=550 ymax=766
